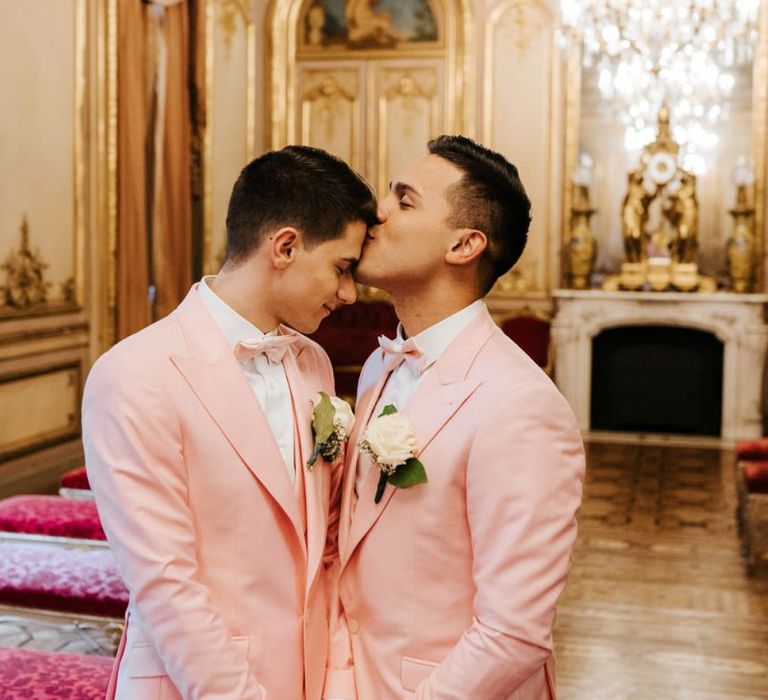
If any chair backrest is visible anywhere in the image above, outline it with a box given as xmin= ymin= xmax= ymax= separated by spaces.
xmin=500 ymin=314 xmax=552 ymax=370
xmin=310 ymin=301 xmax=399 ymax=401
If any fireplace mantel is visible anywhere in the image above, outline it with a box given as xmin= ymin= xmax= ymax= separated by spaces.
xmin=551 ymin=289 xmax=768 ymax=441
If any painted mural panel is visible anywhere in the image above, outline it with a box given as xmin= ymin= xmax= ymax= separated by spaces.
xmin=300 ymin=0 xmax=440 ymax=50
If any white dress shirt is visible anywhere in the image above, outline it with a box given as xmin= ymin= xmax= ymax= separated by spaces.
xmin=355 ymin=299 xmax=485 ymax=496
xmin=198 ymin=277 xmax=296 ymax=482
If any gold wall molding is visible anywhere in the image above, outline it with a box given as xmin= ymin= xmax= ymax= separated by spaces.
xmin=0 ymin=362 xmax=82 ymax=461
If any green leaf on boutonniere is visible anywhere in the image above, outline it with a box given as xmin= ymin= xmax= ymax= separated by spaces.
xmin=387 ymin=457 xmax=428 ymax=488
xmin=379 ymin=404 xmax=398 ymax=417
xmin=312 ymin=392 xmax=336 ymax=444
xmin=307 ymin=392 xmax=335 ymax=468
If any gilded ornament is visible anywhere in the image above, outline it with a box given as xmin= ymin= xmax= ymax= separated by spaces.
xmin=727 ymin=183 xmax=756 ymax=293
xmin=568 ymin=183 xmax=596 ymax=289
xmin=1 ymin=217 xmax=51 ymax=308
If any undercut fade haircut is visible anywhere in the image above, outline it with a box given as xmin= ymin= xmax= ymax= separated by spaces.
xmin=427 ymin=135 xmax=532 ymax=295
xmin=224 ymin=145 xmax=378 ymax=265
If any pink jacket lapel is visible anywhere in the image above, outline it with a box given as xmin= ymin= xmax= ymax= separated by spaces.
xmin=170 ymin=289 xmax=306 ymax=551
xmin=341 ymin=308 xmax=498 ymax=568
xmin=282 ymin=343 xmax=326 ymax=588
xmin=338 ymin=357 xmax=391 ymax=558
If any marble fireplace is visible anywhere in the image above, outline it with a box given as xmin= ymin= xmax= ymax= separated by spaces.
xmin=551 ymin=290 xmax=768 ymax=441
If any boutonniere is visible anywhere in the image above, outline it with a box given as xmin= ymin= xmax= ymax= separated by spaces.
xmin=359 ymin=405 xmax=428 ymax=503
xmin=307 ymin=392 xmax=355 ymax=469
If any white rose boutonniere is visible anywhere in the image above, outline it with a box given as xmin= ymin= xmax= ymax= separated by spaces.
xmin=307 ymin=392 xmax=355 ymax=469
xmin=359 ymin=404 xmax=427 ymax=503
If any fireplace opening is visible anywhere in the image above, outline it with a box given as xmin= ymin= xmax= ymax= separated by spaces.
xmin=590 ymin=325 xmax=724 ymax=436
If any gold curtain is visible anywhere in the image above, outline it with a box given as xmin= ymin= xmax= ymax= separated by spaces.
xmin=116 ymin=0 xmax=151 ymax=339
xmin=116 ymin=0 xmax=197 ymax=340
xmin=151 ymin=2 xmax=193 ymax=320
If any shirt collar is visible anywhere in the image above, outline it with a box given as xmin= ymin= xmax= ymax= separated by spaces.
xmin=198 ymin=276 xmax=274 ymax=349
xmin=396 ymin=299 xmax=485 ymax=372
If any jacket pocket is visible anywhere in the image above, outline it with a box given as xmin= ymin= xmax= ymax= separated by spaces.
xmin=126 ymin=636 xmax=250 ymax=678
xmin=400 ymin=656 xmax=439 ymax=693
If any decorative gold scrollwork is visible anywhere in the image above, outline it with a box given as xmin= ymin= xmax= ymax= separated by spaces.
xmin=218 ymin=0 xmax=252 ymax=51
xmin=1 ymin=217 xmax=51 ymax=308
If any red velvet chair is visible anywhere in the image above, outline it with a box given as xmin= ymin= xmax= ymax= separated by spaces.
xmin=0 ymin=539 xmax=128 ymax=617
xmin=0 ymin=495 xmax=105 ymax=541
xmin=735 ymin=444 xmax=768 ymax=575
xmin=736 ymin=438 xmax=768 ymax=461
xmin=59 ymin=466 xmax=91 ymax=491
xmin=499 ymin=313 xmax=553 ymax=373
xmin=310 ymin=300 xmax=399 ymax=402
xmin=0 ymin=647 xmax=113 ymax=699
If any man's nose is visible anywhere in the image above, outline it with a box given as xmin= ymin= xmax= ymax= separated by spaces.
xmin=376 ymin=202 xmax=389 ymax=225
xmin=338 ymin=275 xmax=357 ymax=305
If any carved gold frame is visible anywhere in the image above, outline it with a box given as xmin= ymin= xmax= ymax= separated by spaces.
xmin=266 ymin=0 xmax=475 ymax=150
xmin=562 ymin=5 xmax=768 ymax=291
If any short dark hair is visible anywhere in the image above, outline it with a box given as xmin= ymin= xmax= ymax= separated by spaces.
xmin=427 ymin=135 xmax=531 ymax=295
xmin=224 ymin=145 xmax=378 ymax=264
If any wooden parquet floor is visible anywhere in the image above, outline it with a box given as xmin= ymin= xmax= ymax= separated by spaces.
xmin=555 ymin=442 xmax=768 ymax=700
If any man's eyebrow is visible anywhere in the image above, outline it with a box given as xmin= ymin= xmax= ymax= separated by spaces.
xmin=390 ymin=180 xmax=422 ymax=199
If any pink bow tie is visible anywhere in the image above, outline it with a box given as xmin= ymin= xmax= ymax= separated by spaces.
xmin=234 ymin=335 xmax=298 ymax=364
xmin=378 ymin=334 xmax=425 ymax=373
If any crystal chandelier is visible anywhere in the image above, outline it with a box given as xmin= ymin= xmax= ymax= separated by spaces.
xmin=561 ymin=0 xmax=761 ymax=170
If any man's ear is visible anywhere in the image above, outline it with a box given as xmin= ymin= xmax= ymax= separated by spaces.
xmin=269 ymin=227 xmax=301 ymax=269
xmin=446 ymin=229 xmax=487 ymax=267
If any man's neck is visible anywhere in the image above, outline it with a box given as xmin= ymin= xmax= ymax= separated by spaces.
xmin=390 ymin=283 xmax=482 ymax=337
xmin=208 ymin=269 xmax=278 ymax=333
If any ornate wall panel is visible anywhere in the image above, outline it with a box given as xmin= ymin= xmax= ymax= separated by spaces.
xmin=0 ymin=0 xmax=116 ymax=494
xmin=297 ymin=66 xmax=364 ymax=171
xmin=0 ymin=365 xmax=82 ymax=461
xmin=371 ymin=63 xmax=443 ymax=195
xmin=483 ymin=0 xmax=563 ymax=300
xmin=0 ymin=0 xmax=82 ymax=315
xmin=204 ymin=0 xmax=258 ymax=273
xmin=268 ymin=0 xmax=474 ymax=193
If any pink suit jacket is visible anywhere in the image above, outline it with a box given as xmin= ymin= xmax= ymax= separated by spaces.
xmin=334 ymin=307 xmax=585 ymax=699
xmin=83 ymin=287 xmax=341 ymax=700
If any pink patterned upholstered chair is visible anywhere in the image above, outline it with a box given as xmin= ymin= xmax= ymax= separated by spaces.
xmin=0 ymin=647 xmax=113 ymax=699
xmin=0 ymin=495 xmax=105 ymax=540
xmin=0 ymin=539 xmax=128 ymax=617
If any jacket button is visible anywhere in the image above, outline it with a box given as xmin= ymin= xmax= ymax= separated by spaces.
xmin=348 ymin=618 xmax=359 ymax=634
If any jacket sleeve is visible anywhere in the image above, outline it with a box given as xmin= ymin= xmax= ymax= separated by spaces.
xmin=415 ymin=383 xmax=585 ymax=699
xmin=82 ymin=350 xmax=266 ymax=700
